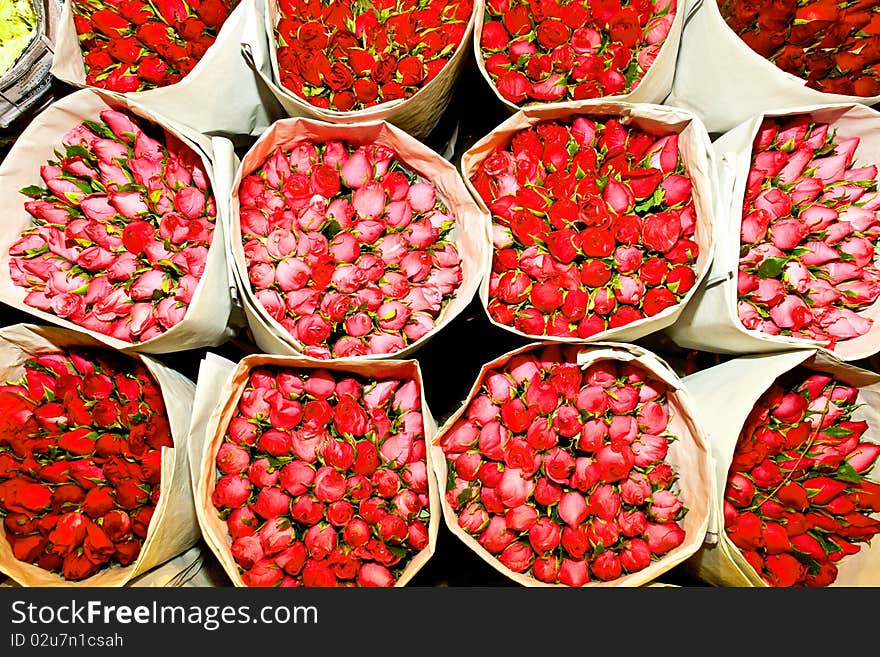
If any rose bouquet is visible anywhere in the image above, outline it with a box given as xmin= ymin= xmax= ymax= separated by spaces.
xmin=667 ymin=1 xmax=880 ymax=133
xmin=67 ymin=0 xmax=240 ymax=92
xmin=431 ymin=342 xmax=712 ymax=587
xmin=718 ymin=0 xmax=880 ymax=98
xmin=193 ymin=354 xmax=439 ymax=587
xmin=0 ymin=324 xmax=198 ymax=587
xmin=461 ymin=101 xmax=714 ymax=343
xmin=669 ymin=104 xmax=880 ymax=361
xmin=230 ymin=118 xmax=489 ymax=359
xmin=475 ymin=0 xmax=685 ymax=108
xmin=683 ymin=349 xmax=880 ymax=587
xmin=50 ymin=0 xmax=272 ymax=135
xmin=261 ymin=0 xmax=478 ymax=139
xmin=0 ymin=89 xmax=232 ymax=353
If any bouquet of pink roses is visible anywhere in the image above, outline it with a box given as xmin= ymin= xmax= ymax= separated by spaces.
xmin=431 ymin=341 xmax=712 ymax=586
xmin=230 ymin=118 xmax=490 ymax=360
xmin=0 ymin=90 xmax=232 ymax=353
xmin=669 ymin=104 xmax=880 ymax=361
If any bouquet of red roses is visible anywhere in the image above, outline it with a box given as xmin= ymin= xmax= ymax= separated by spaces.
xmin=265 ymin=0 xmax=477 ymax=138
xmin=0 ymin=324 xmax=198 ymax=587
xmin=718 ymin=0 xmax=880 ymax=98
xmin=432 ymin=342 xmax=712 ymax=586
xmin=67 ymin=0 xmax=240 ymax=92
xmin=0 ymin=90 xmax=231 ymax=353
xmin=194 ymin=355 xmax=439 ymax=587
xmin=462 ymin=102 xmax=713 ymax=343
xmin=231 ymin=118 xmax=489 ymax=359
xmin=476 ymin=0 xmax=683 ymax=107
xmin=683 ymin=350 xmax=880 ymax=587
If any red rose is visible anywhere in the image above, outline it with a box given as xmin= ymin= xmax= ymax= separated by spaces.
xmin=397 ymin=56 xmax=426 ymax=86
xmin=536 ymin=19 xmax=571 ymax=49
xmin=643 ymin=286 xmax=678 ymax=316
xmin=642 ymin=211 xmax=683 ymax=253
xmin=503 ymin=5 xmax=533 ymax=36
xmin=495 ymin=70 xmax=530 ymax=103
xmin=332 ymin=397 xmax=368 ymax=437
xmin=324 ymin=61 xmax=355 ymax=91
xmin=580 ymin=228 xmax=615 ymax=257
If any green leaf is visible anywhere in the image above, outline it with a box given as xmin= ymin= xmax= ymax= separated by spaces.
xmin=755 ymin=256 xmax=788 ymax=279
xmin=835 ymin=461 xmax=863 ymax=485
xmin=633 ymin=185 xmax=665 ymax=214
xmin=64 ymin=144 xmax=94 ymax=161
xmin=809 ymin=530 xmax=839 ymax=555
xmin=822 ymin=426 xmax=853 ymax=438
xmin=457 ymin=485 xmax=476 ymax=507
xmin=83 ymin=119 xmax=117 ymax=140
xmin=324 ymin=219 xmax=343 ymax=239
xmin=388 ymin=545 xmax=409 ymax=558
xmin=20 ymin=185 xmax=46 ymax=198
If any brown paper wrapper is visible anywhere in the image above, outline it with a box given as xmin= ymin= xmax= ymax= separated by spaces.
xmin=0 ymin=324 xmax=198 ymax=587
xmin=429 ymin=340 xmax=714 ymax=587
xmin=193 ymin=353 xmax=440 ymax=587
xmin=229 ymin=117 xmax=491 ymax=359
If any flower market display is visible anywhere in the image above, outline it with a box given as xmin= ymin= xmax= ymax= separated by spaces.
xmin=3 ymin=0 xmax=880 ymax=592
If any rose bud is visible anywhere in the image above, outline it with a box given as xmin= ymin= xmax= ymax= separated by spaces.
xmin=498 ymin=541 xmax=535 ymax=574
xmin=342 ymin=518 xmax=371 ymax=548
xmin=372 ymin=469 xmax=401 ymax=499
xmin=212 ymin=474 xmax=251 ymax=509
xmin=589 ymin=484 xmax=621 ymax=521
xmin=313 ymin=466 xmax=347 ymax=503
xmin=645 ymin=522 xmax=686 ymax=555
xmin=596 ymin=444 xmax=636 ymax=482
xmin=558 ymin=491 xmax=589 ymax=528
xmin=359 ymin=497 xmax=388 ymax=526
xmin=216 ymin=443 xmax=251 ymax=475
xmin=231 ymin=534 xmax=265 ymax=570
xmin=246 ymin=458 xmax=278 ymax=489
xmin=591 ymin=550 xmax=623 ymax=582
xmin=356 ymin=562 xmax=395 ymax=587
xmin=505 ymin=504 xmax=538 ymax=532
xmin=301 ymin=560 xmax=338 ymax=587
xmin=763 ymin=553 xmax=805 ymax=587
xmin=531 ymin=477 xmax=561 ymax=507
xmin=392 ymin=489 xmax=422 ymax=520
xmin=725 ymin=473 xmax=755 ymax=508
xmin=304 ymin=524 xmax=338 ymax=560
xmin=497 ymin=467 xmax=535 ymax=508
xmin=532 ymin=555 xmax=560 ymax=583
xmin=288 ymin=495 xmax=323 ymax=527
xmin=227 ymin=507 xmax=259 ymax=540
xmin=559 ymin=558 xmax=590 ymax=587
xmin=479 ymin=515 xmax=517 ymax=554
xmin=649 ymin=491 xmax=684 ymax=523
xmin=228 ymin=417 xmax=259 ymax=447
xmin=82 ymin=486 xmax=117 ymax=519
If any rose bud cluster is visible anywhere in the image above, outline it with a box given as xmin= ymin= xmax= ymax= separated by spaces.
xmin=479 ymin=0 xmax=678 ymax=105
xmin=724 ymin=370 xmax=880 ymax=587
xmin=719 ymin=0 xmax=880 ymax=97
xmin=211 ymin=366 xmax=432 ymax=587
xmin=470 ymin=115 xmax=699 ymax=339
xmin=71 ymin=0 xmax=240 ymax=92
xmin=736 ymin=115 xmax=880 ymax=348
xmin=239 ymin=139 xmax=463 ymax=358
xmin=439 ymin=345 xmax=688 ymax=586
xmin=8 ymin=109 xmax=216 ymax=344
xmin=0 ymin=349 xmax=172 ymax=581
xmin=275 ymin=0 xmax=473 ymax=111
